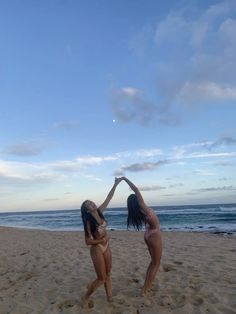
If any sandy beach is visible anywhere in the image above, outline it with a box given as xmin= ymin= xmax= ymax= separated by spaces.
xmin=0 ymin=227 xmax=235 ymax=314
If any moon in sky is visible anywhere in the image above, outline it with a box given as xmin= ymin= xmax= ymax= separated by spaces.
xmin=112 ymin=119 xmax=116 ymax=123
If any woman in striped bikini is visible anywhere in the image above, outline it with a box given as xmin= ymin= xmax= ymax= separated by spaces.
xmin=81 ymin=177 xmax=122 ymax=306
xmin=121 ymin=176 xmax=162 ymax=297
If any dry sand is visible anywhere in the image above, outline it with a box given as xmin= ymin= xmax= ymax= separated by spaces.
xmin=0 ymin=226 xmax=236 ymax=314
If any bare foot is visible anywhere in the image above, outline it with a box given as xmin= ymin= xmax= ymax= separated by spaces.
xmin=140 ymin=289 xmax=149 ymax=297
xmin=82 ymin=296 xmax=94 ymax=308
xmin=107 ymin=296 xmax=113 ymax=302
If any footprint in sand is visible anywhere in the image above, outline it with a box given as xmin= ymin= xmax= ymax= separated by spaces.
xmin=21 ymin=272 xmax=33 ymax=281
xmin=112 ymin=296 xmax=126 ymax=305
xmin=171 ymin=294 xmax=186 ymax=309
xmin=57 ymin=299 xmax=77 ymax=310
xmin=157 ymin=294 xmax=173 ymax=307
xmin=207 ymin=293 xmax=219 ymax=304
xmin=189 ymin=295 xmax=204 ymax=306
xmin=131 ymin=278 xmax=140 ymax=283
xmin=19 ymin=250 xmax=30 ymax=256
xmin=162 ymin=264 xmax=176 ymax=272
xmin=173 ymin=260 xmax=183 ymax=265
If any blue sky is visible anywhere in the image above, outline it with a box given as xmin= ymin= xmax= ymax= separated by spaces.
xmin=0 ymin=0 xmax=236 ymax=212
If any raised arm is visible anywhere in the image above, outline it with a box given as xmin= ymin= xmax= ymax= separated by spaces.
xmin=98 ymin=177 xmax=122 ymax=213
xmin=121 ymin=177 xmax=148 ymax=211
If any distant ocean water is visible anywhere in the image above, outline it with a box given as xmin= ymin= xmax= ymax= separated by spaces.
xmin=0 ymin=203 xmax=236 ymax=234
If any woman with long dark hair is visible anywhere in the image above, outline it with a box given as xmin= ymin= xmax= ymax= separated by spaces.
xmin=122 ymin=176 xmax=162 ymax=297
xmin=81 ymin=177 xmax=122 ymax=306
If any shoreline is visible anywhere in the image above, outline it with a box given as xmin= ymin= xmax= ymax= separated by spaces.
xmin=0 ymin=227 xmax=236 ymax=313
xmin=0 ymin=224 xmax=235 ymax=236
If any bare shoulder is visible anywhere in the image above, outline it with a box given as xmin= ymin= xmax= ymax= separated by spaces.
xmin=140 ymin=205 xmax=152 ymax=216
xmin=147 ymin=207 xmax=159 ymax=220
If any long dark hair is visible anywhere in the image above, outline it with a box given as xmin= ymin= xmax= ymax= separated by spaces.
xmin=127 ymin=194 xmax=145 ymax=230
xmin=81 ymin=200 xmax=105 ymax=237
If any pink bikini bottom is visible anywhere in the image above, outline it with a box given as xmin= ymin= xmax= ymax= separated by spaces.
xmin=98 ymin=241 xmax=109 ymax=253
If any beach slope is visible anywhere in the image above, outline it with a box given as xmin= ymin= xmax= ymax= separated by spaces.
xmin=0 ymin=227 xmax=235 ymax=313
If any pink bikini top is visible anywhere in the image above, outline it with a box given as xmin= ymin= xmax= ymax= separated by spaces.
xmin=96 ymin=221 xmax=107 ymax=236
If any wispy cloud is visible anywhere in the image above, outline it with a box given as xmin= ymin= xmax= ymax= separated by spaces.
xmin=219 ymin=177 xmax=232 ymax=181
xmin=171 ymin=137 xmax=236 ymax=159
xmin=113 ymin=137 xmax=236 ymax=175
xmin=214 ymin=160 xmax=234 ymax=167
xmin=139 ymin=184 xmax=166 ymax=191
xmin=161 ymin=193 xmax=177 ymax=197
xmin=169 ymin=183 xmax=183 ymax=188
xmin=210 ymin=136 xmax=236 ymax=148
xmin=82 ymin=174 xmax=102 ymax=181
xmin=193 ymin=169 xmax=216 ymax=176
xmin=3 ymin=142 xmax=48 ymax=157
xmin=114 ymin=159 xmax=170 ymax=175
xmin=51 ymin=156 xmax=117 ymax=172
xmin=115 ymin=148 xmax=163 ymax=159
xmin=127 ymin=1 xmax=236 ymax=125
xmin=194 ymin=185 xmax=236 ymax=192
xmin=0 ymin=154 xmax=116 ymax=187
xmin=0 ymin=170 xmax=60 ymax=185
xmin=111 ymin=87 xmax=158 ymax=126
xmin=156 ymin=2 xmax=236 ymax=107
xmin=185 ymin=152 xmax=236 ymax=159
xmin=177 ymin=82 xmax=236 ymax=103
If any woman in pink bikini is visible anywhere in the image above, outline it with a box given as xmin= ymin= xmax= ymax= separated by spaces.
xmin=81 ymin=177 xmax=122 ymax=306
xmin=121 ymin=176 xmax=162 ymax=296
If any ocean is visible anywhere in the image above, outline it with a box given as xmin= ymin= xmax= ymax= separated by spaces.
xmin=0 ymin=203 xmax=236 ymax=234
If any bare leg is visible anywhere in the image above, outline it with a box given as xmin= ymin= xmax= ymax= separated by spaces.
xmin=103 ymin=245 xmax=112 ymax=301
xmin=83 ymin=245 xmax=107 ymax=303
xmin=141 ymin=233 xmax=162 ymax=296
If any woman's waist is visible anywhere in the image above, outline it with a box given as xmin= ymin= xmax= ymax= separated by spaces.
xmin=94 ymin=231 xmax=108 ymax=239
xmin=145 ymin=224 xmax=160 ymax=232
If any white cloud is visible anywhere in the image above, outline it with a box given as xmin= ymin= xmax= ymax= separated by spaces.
xmin=153 ymin=1 xmax=236 ymax=115
xmin=114 ymin=159 xmax=170 ymax=175
xmin=135 ymin=148 xmax=163 ymax=158
xmin=171 ymin=137 xmax=236 ymax=160
xmin=121 ymin=87 xmax=141 ymax=97
xmin=186 ymin=152 xmax=236 ymax=159
xmin=115 ymin=148 xmax=163 ymax=159
xmin=50 ymin=155 xmax=117 ymax=172
xmin=123 ymin=1 xmax=236 ymax=126
xmin=0 ymin=164 xmax=60 ymax=185
xmin=190 ymin=20 xmax=209 ymax=47
xmin=0 ymin=154 xmax=117 ymax=186
xmin=194 ymin=185 xmax=235 ymax=192
xmin=193 ymin=169 xmax=216 ymax=176
xmin=139 ymin=185 xmax=166 ymax=191
xmin=155 ymin=13 xmax=188 ymax=44
xmin=3 ymin=142 xmax=48 ymax=156
xmin=111 ymin=87 xmax=158 ymax=126
xmin=82 ymin=174 xmax=102 ymax=181
xmin=218 ymin=18 xmax=236 ymax=43
xmin=178 ymin=81 xmax=236 ymax=103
